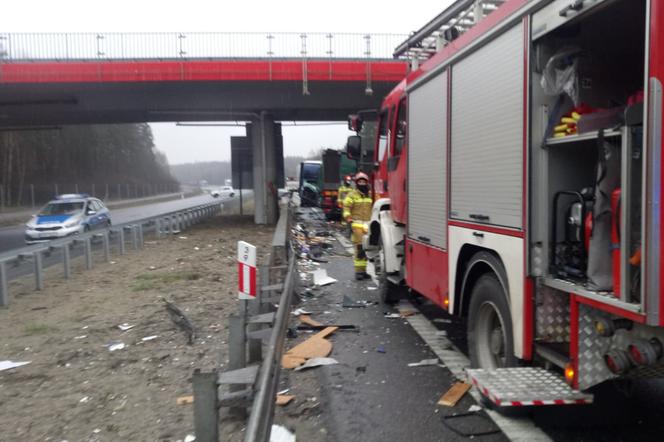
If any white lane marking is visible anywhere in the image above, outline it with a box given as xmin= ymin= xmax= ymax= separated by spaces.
xmin=398 ymin=301 xmax=552 ymax=442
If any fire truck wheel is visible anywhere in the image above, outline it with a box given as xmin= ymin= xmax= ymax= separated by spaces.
xmin=377 ymin=238 xmax=401 ymax=304
xmin=468 ymin=273 xmax=516 ymax=370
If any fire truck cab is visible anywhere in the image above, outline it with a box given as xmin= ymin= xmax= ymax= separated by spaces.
xmin=349 ymin=0 xmax=664 ymax=407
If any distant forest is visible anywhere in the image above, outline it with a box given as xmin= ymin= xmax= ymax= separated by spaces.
xmin=0 ymin=124 xmax=178 ymax=207
xmin=171 ymin=149 xmax=324 ymax=186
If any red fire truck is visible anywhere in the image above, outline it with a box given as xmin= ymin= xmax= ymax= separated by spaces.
xmin=347 ymin=0 xmax=664 ymax=407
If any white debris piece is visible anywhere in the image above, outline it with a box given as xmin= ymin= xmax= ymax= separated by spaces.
xmin=184 ymin=435 xmax=196 ymax=442
xmin=0 ymin=360 xmax=31 ymax=371
xmin=118 ymin=323 xmax=135 ymax=332
xmin=291 ymin=308 xmax=312 ymax=317
xmin=312 ymin=269 xmax=337 ymax=286
xmin=142 ymin=336 xmax=159 ymax=342
xmin=294 ymin=357 xmax=339 ymax=371
xmin=407 ymin=358 xmax=439 ymax=367
xmin=468 ymin=404 xmax=483 ymax=412
xmin=270 ymin=425 xmax=296 ymax=442
xmin=107 ymin=342 xmax=126 ymax=352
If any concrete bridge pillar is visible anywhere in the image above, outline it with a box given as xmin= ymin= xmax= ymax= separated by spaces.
xmin=250 ymin=113 xmax=282 ymax=225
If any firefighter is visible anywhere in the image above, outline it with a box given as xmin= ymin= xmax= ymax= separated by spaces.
xmin=343 ymin=172 xmax=372 ymax=280
xmin=337 ymin=175 xmax=353 ymax=226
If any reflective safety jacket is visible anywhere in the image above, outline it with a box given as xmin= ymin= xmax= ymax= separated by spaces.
xmin=337 ymin=184 xmax=353 ymax=207
xmin=343 ymin=190 xmax=372 ymax=223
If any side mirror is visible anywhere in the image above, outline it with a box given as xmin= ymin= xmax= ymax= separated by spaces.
xmin=346 ymin=135 xmax=362 ymax=159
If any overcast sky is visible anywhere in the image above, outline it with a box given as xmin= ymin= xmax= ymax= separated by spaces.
xmin=3 ymin=0 xmax=453 ymax=164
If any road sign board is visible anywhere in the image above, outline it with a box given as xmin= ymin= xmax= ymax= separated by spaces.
xmin=238 ymin=241 xmax=257 ymax=299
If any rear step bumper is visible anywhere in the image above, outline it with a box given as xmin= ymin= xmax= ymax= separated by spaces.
xmin=467 ymin=367 xmax=593 ymax=406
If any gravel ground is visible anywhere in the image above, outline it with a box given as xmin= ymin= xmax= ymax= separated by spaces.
xmin=0 ymin=215 xmax=273 ymax=442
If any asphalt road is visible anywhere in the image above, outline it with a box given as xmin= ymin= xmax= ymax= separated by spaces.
xmin=287 ymin=210 xmax=664 ymax=442
xmin=0 ymin=191 xmax=253 ymax=254
xmin=0 ymin=191 xmax=254 ymax=292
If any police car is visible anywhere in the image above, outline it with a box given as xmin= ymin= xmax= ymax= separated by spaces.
xmin=24 ymin=194 xmax=112 ymax=244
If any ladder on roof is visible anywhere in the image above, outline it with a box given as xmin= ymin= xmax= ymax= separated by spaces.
xmin=393 ymin=0 xmax=507 ymax=62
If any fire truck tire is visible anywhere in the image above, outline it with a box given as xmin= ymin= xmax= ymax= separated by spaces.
xmin=377 ymin=238 xmax=401 ymax=304
xmin=468 ymin=273 xmax=517 ymax=370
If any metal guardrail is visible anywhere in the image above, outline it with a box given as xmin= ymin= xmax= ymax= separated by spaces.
xmin=0 ymin=32 xmax=407 ymax=61
xmin=192 ymin=203 xmax=294 ymax=442
xmin=0 ymin=200 xmax=223 ymax=306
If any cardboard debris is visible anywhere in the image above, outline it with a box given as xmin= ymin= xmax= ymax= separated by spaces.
xmin=177 ymin=395 xmax=194 ymax=405
xmin=299 ymin=315 xmax=322 ymax=327
xmin=438 ymin=382 xmax=472 ymax=407
xmin=312 ymin=269 xmax=337 ymax=286
xmin=281 ymin=327 xmax=338 ymax=369
xmin=408 ymin=358 xmax=439 ymax=367
xmin=276 ymin=395 xmax=295 ymax=406
xmin=400 ymin=311 xmax=418 ymax=318
xmin=294 ymin=357 xmax=339 ymax=371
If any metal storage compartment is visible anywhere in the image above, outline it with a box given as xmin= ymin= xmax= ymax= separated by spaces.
xmin=450 ymin=24 xmax=524 ymax=229
xmin=408 ymin=70 xmax=448 ymax=249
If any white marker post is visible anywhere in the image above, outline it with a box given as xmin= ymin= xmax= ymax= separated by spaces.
xmin=237 ymin=241 xmax=257 ymax=300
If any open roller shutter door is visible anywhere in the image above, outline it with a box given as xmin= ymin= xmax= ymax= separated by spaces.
xmin=408 ymin=70 xmax=448 ymax=249
xmin=450 ymin=24 xmax=523 ymax=229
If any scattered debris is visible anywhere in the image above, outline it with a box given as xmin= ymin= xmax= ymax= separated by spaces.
xmin=79 ymin=396 xmax=90 ymax=403
xmin=367 ymin=286 xmax=378 ymax=291
xmin=177 ymin=395 xmax=194 ymax=405
xmin=438 ymin=382 xmax=472 ymax=407
xmin=296 ymin=325 xmax=358 ymax=331
xmin=276 ymin=395 xmax=295 ymax=406
xmin=270 ymin=425 xmax=296 ymax=442
xmin=117 ymin=323 xmax=135 ymax=332
xmin=384 ymin=313 xmax=401 ymax=319
xmin=312 ymin=269 xmax=337 ymax=286
xmin=294 ymin=357 xmax=339 ymax=371
xmin=178 ymin=236 xmax=188 ymax=240
xmin=184 ymin=435 xmax=196 ymax=442
xmin=194 ymin=247 xmax=200 ymax=251
xmin=31 ymin=306 xmax=47 ymax=311
xmin=282 ymin=327 xmax=338 ymax=369
xmin=291 ymin=308 xmax=312 ymax=317
xmin=107 ymin=341 xmax=126 ymax=352
xmin=277 ymin=388 xmax=290 ymax=395
xmin=163 ymin=299 xmax=195 ymax=345
xmin=148 ymin=266 xmax=157 ymax=271
xmin=468 ymin=404 xmax=482 ymax=412
xmin=141 ymin=335 xmax=159 ymax=342
xmin=286 ymin=328 xmax=298 ymax=339
xmin=342 ymin=295 xmax=369 ymax=308
xmin=408 ymin=358 xmax=439 ymax=367
xmin=433 ymin=318 xmax=453 ymax=324
xmin=74 ymin=335 xmax=87 ymax=340
xmin=376 ymin=345 xmax=386 ymax=354
xmin=400 ymin=311 xmax=418 ymax=318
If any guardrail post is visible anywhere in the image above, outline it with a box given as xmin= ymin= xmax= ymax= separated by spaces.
xmin=247 ymin=266 xmax=268 ymax=364
xmin=228 ymin=315 xmax=247 ymax=418
xmin=156 ymin=218 xmax=163 ymax=238
xmin=138 ymin=224 xmax=144 ymax=248
xmin=63 ymin=243 xmax=71 ymax=279
xmin=0 ymin=260 xmax=9 ymax=307
xmin=119 ymin=228 xmax=126 ymax=255
xmin=102 ymin=232 xmax=110 ymax=262
xmin=84 ymin=238 xmax=92 ymax=270
xmin=192 ymin=369 xmax=219 ymax=442
xmin=131 ymin=226 xmax=139 ymax=250
xmin=34 ymin=251 xmax=43 ymax=290
xmin=170 ymin=216 xmax=177 ymax=235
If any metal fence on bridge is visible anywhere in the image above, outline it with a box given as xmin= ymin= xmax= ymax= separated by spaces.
xmin=0 ymin=32 xmax=407 ymax=61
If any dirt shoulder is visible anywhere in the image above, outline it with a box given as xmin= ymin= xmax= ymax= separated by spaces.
xmin=0 ymin=215 xmax=273 ymax=442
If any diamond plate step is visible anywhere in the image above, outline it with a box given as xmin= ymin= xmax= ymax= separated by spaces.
xmin=467 ymin=367 xmax=593 ymax=406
